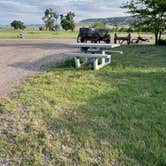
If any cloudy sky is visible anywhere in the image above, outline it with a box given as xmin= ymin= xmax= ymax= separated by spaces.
xmin=0 ymin=0 xmax=128 ymax=25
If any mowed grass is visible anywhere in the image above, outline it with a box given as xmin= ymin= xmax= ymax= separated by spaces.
xmin=0 ymin=29 xmax=78 ymax=39
xmin=0 ymin=45 xmax=166 ymax=165
xmin=0 ymin=29 xmax=160 ymax=42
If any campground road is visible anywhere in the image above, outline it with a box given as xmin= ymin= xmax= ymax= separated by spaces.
xmin=0 ymin=39 xmax=75 ymax=96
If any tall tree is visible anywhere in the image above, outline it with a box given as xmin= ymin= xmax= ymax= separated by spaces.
xmin=122 ymin=0 xmax=166 ymax=45
xmin=11 ymin=20 xmax=26 ymax=30
xmin=60 ymin=12 xmax=75 ymax=31
xmin=42 ymin=8 xmax=59 ymax=31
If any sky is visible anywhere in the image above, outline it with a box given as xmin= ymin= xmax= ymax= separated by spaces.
xmin=0 ymin=0 xmax=128 ymax=25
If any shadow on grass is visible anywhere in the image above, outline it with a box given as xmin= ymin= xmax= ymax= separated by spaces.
xmin=42 ymin=58 xmax=166 ymax=165
xmin=8 ymin=45 xmax=166 ymax=72
xmin=9 ymin=53 xmax=67 ymax=72
xmin=1 ymin=45 xmax=165 ymax=165
xmin=43 ymin=45 xmax=166 ymax=164
xmin=111 ymin=45 xmax=166 ymax=68
xmin=50 ymin=58 xmax=94 ymax=71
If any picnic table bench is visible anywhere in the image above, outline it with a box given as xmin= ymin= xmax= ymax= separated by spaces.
xmin=65 ymin=43 xmax=122 ymax=70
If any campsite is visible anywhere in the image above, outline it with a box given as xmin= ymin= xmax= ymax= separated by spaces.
xmin=0 ymin=0 xmax=166 ymax=165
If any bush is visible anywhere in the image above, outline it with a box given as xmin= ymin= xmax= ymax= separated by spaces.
xmin=11 ymin=20 xmax=26 ymax=30
xmin=60 ymin=12 xmax=75 ymax=31
xmin=159 ymin=39 xmax=166 ymax=46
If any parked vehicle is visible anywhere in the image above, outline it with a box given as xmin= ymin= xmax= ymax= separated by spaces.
xmin=77 ymin=28 xmax=111 ymax=43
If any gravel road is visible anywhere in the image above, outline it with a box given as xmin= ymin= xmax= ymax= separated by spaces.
xmin=0 ymin=39 xmax=75 ymax=97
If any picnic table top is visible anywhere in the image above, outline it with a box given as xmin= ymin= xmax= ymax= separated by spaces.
xmin=67 ymin=43 xmax=120 ymax=48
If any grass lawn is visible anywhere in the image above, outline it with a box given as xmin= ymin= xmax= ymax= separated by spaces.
xmin=0 ymin=45 xmax=166 ymax=165
xmin=0 ymin=29 xmax=78 ymax=39
xmin=0 ymin=29 xmax=160 ymax=42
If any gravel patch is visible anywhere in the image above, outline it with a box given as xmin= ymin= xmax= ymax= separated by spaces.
xmin=0 ymin=39 xmax=75 ymax=97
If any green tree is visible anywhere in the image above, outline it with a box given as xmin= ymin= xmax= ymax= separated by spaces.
xmin=127 ymin=27 xmax=134 ymax=33
xmin=42 ymin=8 xmax=59 ymax=31
xmin=111 ymin=23 xmax=119 ymax=32
xmin=122 ymin=0 xmax=166 ymax=45
xmin=60 ymin=12 xmax=75 ymax=31
xmin=10 ymin=20 xmax=26 ymax=30
xmin=91 ymin=21 xmax=106 ymax=29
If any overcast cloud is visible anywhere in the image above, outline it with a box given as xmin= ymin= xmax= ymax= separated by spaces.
xmin=0 ymin=0 xmax=128 ymax=25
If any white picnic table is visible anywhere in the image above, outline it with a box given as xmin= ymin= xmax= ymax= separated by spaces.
xmin=65 ymin=43 xmax=122 ymax=70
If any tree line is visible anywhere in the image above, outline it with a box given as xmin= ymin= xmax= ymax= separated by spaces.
xmin=122 ymin=0 xmax=166 ymax=45
xmin=42 ymin=8 xmax=75 ymax=31
xmin=10 ymin=8 xmax=76 ymax=32
xmin=10 ymin=0 xmax=166 ymax=45
xmin=91 ymin=0 xmax=166 ymax=45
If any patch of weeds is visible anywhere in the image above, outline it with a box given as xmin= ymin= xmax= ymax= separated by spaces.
xmin=49 ymin=58 xmax=75 ymax=70
xmin=0 ymin=98 xmax=14 ymax=113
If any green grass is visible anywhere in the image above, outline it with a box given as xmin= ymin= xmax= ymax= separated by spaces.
xmin=0 ymin=29 xmax=159 ymax=40
xmin=0 ymin=46 xmax=166 ymax=165
xmin=0 ymin=29 xmax=78 ymax=39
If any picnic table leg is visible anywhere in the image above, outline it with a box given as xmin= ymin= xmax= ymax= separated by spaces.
xmin=83 ymin=57 xmax=88 ymax=64
xmin=74 ymin=57 xmax=81 ymax=68
xmin=107 ymin=55 xmax=111 ymax=64
xmin=93 ymin=58 xmax=99 ymax=70
xmin=101 ymin=49 xmax=106 ymax=65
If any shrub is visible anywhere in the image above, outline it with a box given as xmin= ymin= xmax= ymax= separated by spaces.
xmin=159 ymin=39 xmax=166 ymax=46
xmin=11 ymin=20 xmax=26 ymax=30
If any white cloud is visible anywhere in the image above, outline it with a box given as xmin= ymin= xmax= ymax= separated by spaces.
xmin=0 ymin=0 xmax=128 ymax=25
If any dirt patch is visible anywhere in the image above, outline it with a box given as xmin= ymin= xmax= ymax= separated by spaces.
xmin=0 ymin=39 xmax=75 ymax=97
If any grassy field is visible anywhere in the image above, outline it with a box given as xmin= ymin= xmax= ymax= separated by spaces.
xmin=0 ymin=29 xmax=78 ymax=39
xmin=0 ymin=45 xmax=166 ymax=165
xmin=0 ymin=29 xmax=159 ymax=41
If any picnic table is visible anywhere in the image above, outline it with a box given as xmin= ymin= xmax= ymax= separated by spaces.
xmin=65 ymin=43 xmax=122 ymax=70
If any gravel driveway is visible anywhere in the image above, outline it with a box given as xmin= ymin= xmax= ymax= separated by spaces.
xmin=0 ymin=39 xmax=75 ymax=97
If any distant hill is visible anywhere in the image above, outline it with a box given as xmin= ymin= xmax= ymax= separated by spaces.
xmin=80 ymin=16 xmax=135 ymax=26
xmin=0 ymin=24 xmax=43 ymax=29
xmin=26 ymin=24 xmax=43 ymax=28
